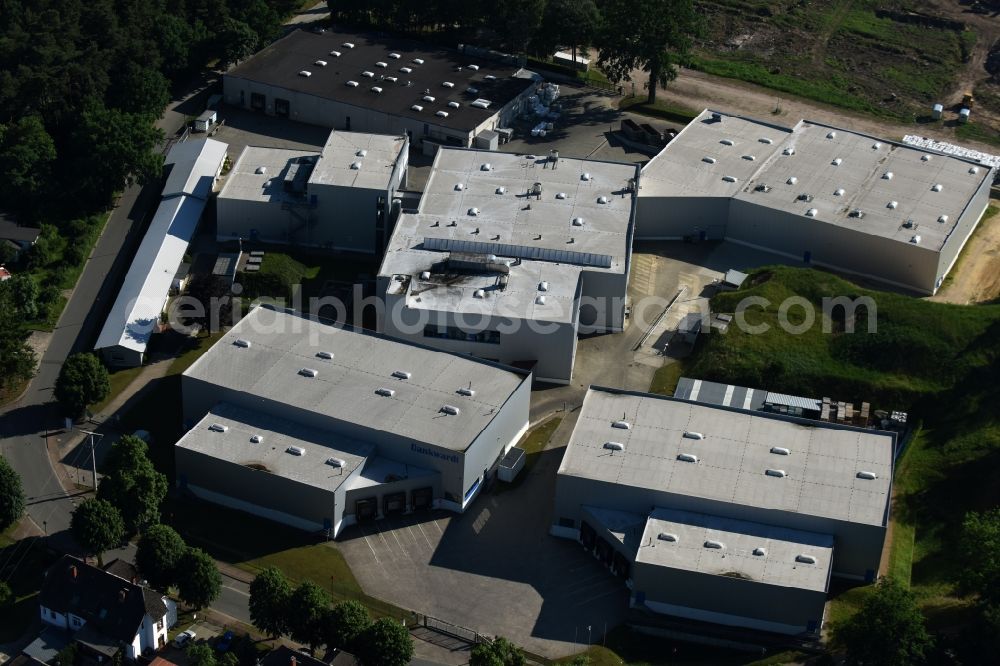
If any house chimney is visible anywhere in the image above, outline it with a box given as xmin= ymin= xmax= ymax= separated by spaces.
xmin=70 ymin=565 xmax=78 ymax=579
xmin=119 ymin=588 xmax=128 ymax=603
xmin=290 ymin=656 xmax=296 ymax=666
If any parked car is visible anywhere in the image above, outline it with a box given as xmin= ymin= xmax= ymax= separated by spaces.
xmin=215 ymin=631 xmax=234 ymax=653
xmin=173 ymin=629 xmax=197 ymax=648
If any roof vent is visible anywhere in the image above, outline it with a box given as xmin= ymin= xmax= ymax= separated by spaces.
xmin=849 ymin=209 xmax=865 ymax=218
xmin=597 ymin=195 xmax=609 ymax=204
xmin=255 ymin=166 xmax=266 ymax=174
xmin=572 ymin=217 xmax=584 ymax=226
xmin=411 ymin=104 xmax=423 ymax=111
xmin=420 ymin=271 xmax=430 ymax=280
xmin=806 ymin=208 xmax=818 ymax=217
xmin=783 ymin=147 xmax=796 ymax=156
xmin=362 ymin=71 xmax=374 ymax=78
xmin=857 ymin=470 xmax=878 ymax=480
xmin=448 ymin=101 xmax=460 ymax=108
xmin=467 ymin=64 xmax=479 ymax=71
xmin=556 ymin=192 xmax=567 ymax=199
xmin=234 ymin=338 xmax=251 ymax=348
xmin=722 ymin=175 xmax=737 ymax=183
xmin=457 ymin=387 xmax=475 ymax=397
xmin=389 ymin=52 xmax=401 ymax=59
xmin=436 ymin=111 xmax=449 ymax=118
xmin=604 ymin=441 xmax=625 ymax=451
xmin=742 ymin=155 xmax=756 ymax=161
xmin=682 ymin=431 xmax=704 ymax=440
xmin=350 ymin=161 xmax=361 ymax=169
xmin=326 ymin=458 xmax=346 ymax=467
xmin=887 ymin=201 xmax=898 ymax=209
xmin=702 ymin=157 xmax=717 ymax=164
xmin=400 ymin=66 xmax=413 ymax=74
xmin=872 ymin=142 xmax=881 ymax=149
xmin=720 ymin=139 xmax=734 ymax=146
xmin=677 ymin=453 xmax=699 ymax=463
xmin=753 ymin=547 xmax=767 ymax=556
xmin=375 ymin=387 xmax=395 ymax=397
xmin=704 ymin=540 xmax=724 ymax=549
xmin=765 ymin=469 xmax=787 ymax=478
xmin=581 ymin=172 xmax=592 ymax=181
xmin=612 ymin=420 xmax=631 ymax=430
xmin=314 ymin=60 xmax=327 ymax=67
xmin=787 ymin=177 xmax=797 ymax=185
xmin=826 ymin=131 xmax=836 ymax=139
xmin=342 ymin=42 xmax=355 ymax=48
xmin=759 ymin=137 xmax=773 ymax=144
xmin=535 ymin=295 xmax=546 ymax=305
xmin=932 ymin=183 xmax=943 ymax=192
xmin=440 ymin=404 xmax=460 ymax=415
xmin=375 ymin=61 xmax=387 ymax=68
xmin=386 ymin=76 xmax=398 ymax=83
xmin=938 ymin=215 xmax=949 ymax=223
xmin=834 ymin=188 xmax=845 ymax=196
xmin=442 ymin=81 xmax=454 ymax=88
xmin=832 ymin=157 xmax=842 ymax=166
xmin=298 ymin=70 xmax=312 ymax=77
xmin=346 ymin=80 xmax=359 ymax=87
xmin=496 ymin=186 xmax=506 ymax=194
xmin=286 ymin=446 xmax=305 ymax=456
xmin=455 ymin=183 xmax=464 ymax=191
xmin=299 ymin=368 xmax=319 ymax=378
xmin=484 ymin=74 xmax=497 ymax=81
xmin=467 ymin=207 xmax=479 ymax=216
xmin=250 ymin=435 xmax=263 ymax=444
xmin=316 ymin=351 xmax=334 ymax=360
xmin=538 ymin=281 xmax=549 ymax=292
xmin=795 ymin=554 xmax=817 ymax=564
xmin=329 ymin=50 xmax=341 ymax=57
xmin=467 ymin=86 xmax=479 ymax=95
xmin=473 ymin=289 xmax=485 ymax=298
xmin=481 ymin=163 xmax=492 ymax=171
xmin=658 ymin=532 xmax=678 ymax=542
xmin=413 ymin=58 xmax=425 ymax=65
xmin=883 ymin=171 xmax=893 ymax=180
xmin=969 ymin=166 xmax=980 ymax=174
xmin=356 ymin=149 xmax=367 ymax=157
xmin=370 ymin=86 xmax=382 ymax=94
xmin=770 ymin=446 xmax=790 ymax=455
xmin=911 ymin=235 xmax=922 ymax=244
xmin=392 ymin=370 xmax=411 ymax=380
xmin=209 ymin=423 xmax=228 ymax=433
xmin=921 ymin=154 xmax=931 ymax=162
xmin=754 ymin=184 xmax=771 ymax=193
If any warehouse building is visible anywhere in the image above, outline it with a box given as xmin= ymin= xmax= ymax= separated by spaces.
xmin=377 ymin=148 xmax=640 ymax=384
xmin=637 ymin=109 xmax=994 ymax=294
xmin=217 ymin=130 xmax=408 ymax=252
xmin=178 ymin=305 xmax=531 ymax=535
xmin=96 ymin=139 xmax=228 ymax=367
xmin=223 ymin=29 xmax=536 ymax=150
xmin=551 ymin=386 xmax=895 ymax=635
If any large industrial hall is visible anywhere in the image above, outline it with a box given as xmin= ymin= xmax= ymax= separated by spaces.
xmin=551 ymin=386 xmax=896 ymax=635
xmin=177 ymin=305 xmax=531 ymax=537
xmin=637 ymin=109 xmax=994 ymax=294
xmin=377 ymin=147 xmax=640 ymax=384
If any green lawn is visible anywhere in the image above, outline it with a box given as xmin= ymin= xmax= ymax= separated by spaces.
xmin=617 ymin=96 xmax=699 ymax=126
xmin=91 ymin=364 xmax=147 ymax=413
xmin=166 ymin=330 xmax=227 ymax=376
xmin=685 ymin=266 xmax=1000 ymax=631
xmin=495 ymin=417 xmax=562 ymax=492
xmin=648 ymin=361 xmax=686 ymax=396
xmin=240 ymin=251 xmax=376 ymax=306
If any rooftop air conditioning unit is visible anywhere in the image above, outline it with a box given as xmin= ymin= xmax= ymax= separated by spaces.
xmin=299 ymin=368 xmax=319 ymax=378
xmin=376 ymin=61 xmax=387 ymax=68
xmin=770 ymin=446 xmax=790 ymax=455
xmin=326 ymin=458 xmax=346 ymax=467
xmin=440 ymin=405 xmax=460 ymax=415
xmin=448 ymin=101 xmax=460 ymax=108
xmin=457 ymin=387 xmax=475 ymax=397
xmin=795 ymin=554 xmax=817 ymax=564
xmin=375 ymin=388 xmax=395 ymax=397
xmin=468 ymin=64 xmax=479 ymax=70
xmin=436 ymin=111 xmax=449 ymax=117
xmin=209 ymin=424 xmax=228 ymax=432
xmin=484 ymin=74 xmax=496 ymax=81
xmin=471 ymin=99 xmax=491 ymax=109
xmin=442 ymin=81 xmax=454 ymax=88
xmin=329 ymin=50 xmax=341 ymax=57
xmin=720 ymin=139 xmax=734 ymax=146
xmin=683 ymin=431 xmax=704 ymax=440
xmin=316 ymin=351 xmax=334 ymax=360
xmin=765 ymin=469 xmax=787 ymax=478
xmin=250 ymin=435 xmax=263 ymax=443
xmin=392 ymin=370 xmax=411 ymax=380
xmin=604 ymin=441 xmax=625 ymax=451
xmin=346 ymin=81 xmax=359 ymax=87
xmin=411 ymin=104 xmax=423 ymax=111
xmin=422 ymin=95 xmax=435 ymax=102
xmin=342 ymin=42 xmax=355 ymax=48
xmin=413 ymin=58 xmax=425 ymax=65
xmin=298 ymin=70 xmax=312 ymax=77
xmin=389 ymin=53 xmax=401 ymax=59
xmin=753 ymin=547 xmax=767 ymax=556
xmin=677 ymin=453 xmax=698 ymax=463
xmin=233 ymin=339 xmax=251 ymax=348
xmin=612 ymin=420 xmax=631 ymax=430
xmin=362 ymin=71 xmax=374 ymax=78
xmin=658 ymin=533 xmax=678 ymax=542
xmin=400 ymin=66 xmax=413 ymax=73
xmin=370 ymin=86 xmax=382 ymax=94
xmin=857 ymin=470 xmax=878 ymax=480
xmin=286 ymin=446 xmax=305 ymax=456
xmin=314 ymin=60 xmax=327 ymax=67
xmin=704 ymin=540 xmax=724 ymax=549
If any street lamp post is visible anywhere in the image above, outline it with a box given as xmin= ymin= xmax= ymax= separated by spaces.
xmin=76 ymin=429 xmax=104 ymax=490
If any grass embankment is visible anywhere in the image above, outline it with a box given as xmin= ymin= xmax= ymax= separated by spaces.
xmin=618 ymin=97 xmax=698 ymax=126
xmin=691 ymin=1 xmax=976 ymax=121
xmin=679 ymin=266 xmax=1000 ymax=631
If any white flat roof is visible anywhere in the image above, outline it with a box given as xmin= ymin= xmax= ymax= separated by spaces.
xmin=177 ymin=402 xmax=374 ymax=493
xmin=637 ymin=508 xmax=834 ymax=592
xmin=218 ymin=131 xmax=405 ymax=205
xmin=164 ymin=139 xmax=228 ymax=200
xmin=184 ymin=306 xmax=529 ymax=452
xmin=642 ymin=109 xmax=993 ymax=252
xmin=558 ymin=387 xmax=894 ymax=527
xmin=379 ymin=148 xmax=639 ymax=323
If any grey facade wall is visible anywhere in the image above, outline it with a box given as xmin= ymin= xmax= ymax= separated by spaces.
xmin=380 ymin=289 xmax=579 ymax=384
xmin=462 ymin=373 xmax=532 ymax=500
xmin=311 ymin=182 xmax=382 ymax=252
xmin=101 ymin=345 xmax=144 ymax=369
xmin=578 ymin=270 xmax=628 ymax=333
xmin=176 ymin=446 xmax=345 ymax=532
xmin=936 ymin=172 xmax=992 ymax=290
xmin=727 ymin=199 xmax=941 ymax=293
xmin=634 ymin=196 xmax=730 ymax=240
xmin=631 ymin=561 xmax=827 ymax=634
xmin=554 ymin=473 xmax=885 ymax=579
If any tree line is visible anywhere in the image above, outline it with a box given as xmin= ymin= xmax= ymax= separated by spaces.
xmin=326 ymin=0 xmax=702 ymax=104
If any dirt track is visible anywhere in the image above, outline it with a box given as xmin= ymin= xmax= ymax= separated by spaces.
xmin=930 ymin=198 xmax=1000 ymax=304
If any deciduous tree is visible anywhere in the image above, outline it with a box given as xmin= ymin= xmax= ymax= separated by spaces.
xmin=355 ymin=618 xmax=413 ymax=666
xmin=0 ymin=115 xmax=56 ymax=208
xmin=71 ymin=498 xmax=125 ymax=564
xmin=470 ymin=636 xmax=526 ymax=666
xmin=135 ymin=524 xmax=187 ymax=590
xmin=287 ymin=581 xmax=330 ymax=650
xmin=323 ymin=600 xmax=370 ymax=651
xmin=833 ymin=577 xmax=932 ymax=665
xmin=249 ymin=567 xmax=292 ymax=639
xmin=176 ymin=547 xmax=222 ymax=609
xmin=0 ymin=457 xmax=25 ymax=531
xmin=98 ymin=436 xmax=168 ymax=533
xmin=55 ymin=353 xmax=110 ymax=418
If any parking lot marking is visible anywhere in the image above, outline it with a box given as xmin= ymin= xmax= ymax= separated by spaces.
xmin=389 ymin=523 xmax=409 ymax=557
xmin=415 ymin=521 xmax=435 ymax=550
xmin=358 ymin=526 xmax=382 ymax=564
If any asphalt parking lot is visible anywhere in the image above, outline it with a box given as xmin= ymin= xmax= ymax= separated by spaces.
xmin=338 ymin=449 xmax=628 ymax=658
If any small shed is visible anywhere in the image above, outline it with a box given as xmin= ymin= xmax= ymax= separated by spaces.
xmin=194 ymin=109 xmax=217 ymax=133
xmin=720 ymin=269 xmax=748 ymax=290
xmin=931 ymin=103 xmax=943 ymax=120
xmin=498 ymin=447 xmax=526 ymax=482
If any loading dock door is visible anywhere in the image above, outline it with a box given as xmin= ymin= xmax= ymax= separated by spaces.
xmin=355 ymin=497 xmax=377 ymax=522
xmin=580 ymin=521 xmax=597 ymax=550
xmin=412 ymin=487 xmax=432 ymax=510
xmin=383 ymin=492 xmax=406 ymax=516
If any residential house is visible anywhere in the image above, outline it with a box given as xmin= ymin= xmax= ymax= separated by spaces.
xmin=39 ymin=556 xmax=177 ymax=662
xmin=0 ymin=216 xmax=41 ymax=261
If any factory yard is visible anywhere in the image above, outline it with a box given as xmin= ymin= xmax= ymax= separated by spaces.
xmin=931 ymin=199 xmax=1000 ymax=304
